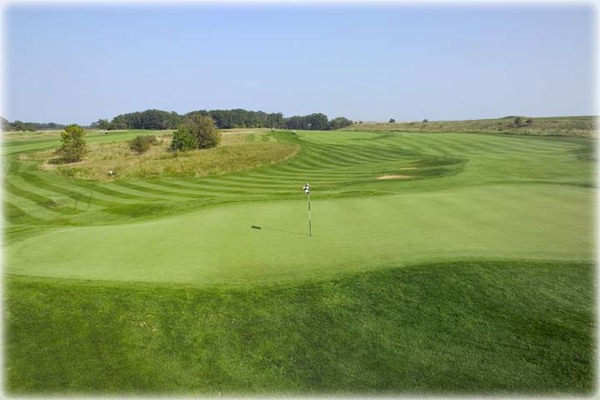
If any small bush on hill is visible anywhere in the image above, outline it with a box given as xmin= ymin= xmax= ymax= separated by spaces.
xmin=129 ymin=135 xmax=158 ymax=154
xmin=56 ymin=124 xmax=87 ymax=163
xmin=171 ymin=114 xmax=220 ymax=152
xmin=170 ymin=129 xmax=198 ymax=152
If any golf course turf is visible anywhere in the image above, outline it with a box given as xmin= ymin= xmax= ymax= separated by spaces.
xmin=3 ymin=127 xmax=596 ymax=394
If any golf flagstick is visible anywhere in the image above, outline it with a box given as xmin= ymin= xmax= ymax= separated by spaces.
xmin=303 ymin=182 xmax=311 ymax=236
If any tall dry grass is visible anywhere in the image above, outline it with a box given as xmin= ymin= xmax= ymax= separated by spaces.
xmin=34 ymin=131 xmax=299 ymax=181
xmin=346 ymin=116 xmax=597 ymax=138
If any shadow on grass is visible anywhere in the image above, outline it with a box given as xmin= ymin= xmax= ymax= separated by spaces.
xmin=48 ymin=157 xmax=72 ymax=165
xmin=251 ymin=225 xmax=305 ymax=236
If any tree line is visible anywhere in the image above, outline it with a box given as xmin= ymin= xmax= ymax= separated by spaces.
xmin=1 ymin=117 xmax=66 ymax=132
xmin=93 ymin=109 xmax=353 ymax=131
xmin=2 ymin=109 xmax=354 ymax=132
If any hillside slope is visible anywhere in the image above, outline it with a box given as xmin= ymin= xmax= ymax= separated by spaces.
xmin=346 ymin=115 xmax=597 ymax=138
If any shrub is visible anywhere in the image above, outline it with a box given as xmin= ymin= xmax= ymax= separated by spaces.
xmin=191 ymin=114 xmax=220 ymax=149
xmin=172 ymin=114 xmax=220 ymax=152
xmin=328 ymin=117 xmax=353 ymax=130
xmin=129 ymin=135 xmax=157 ymax=154
xmin=170 ymin=129 xmax=198 ymax=152
xmin=389 ymin=118 xmax=396 ymax=123
xmin=56 ymin=124 xmax=87 ymax=162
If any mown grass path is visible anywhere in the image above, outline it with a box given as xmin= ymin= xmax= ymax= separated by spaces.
xmin=3 ymin=128 xmax=596 ymax=394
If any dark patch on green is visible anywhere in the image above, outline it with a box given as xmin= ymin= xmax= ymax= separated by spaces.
xmin=572 ymin=142 xmax=597 ymax=162
xmin=104 ymin=202 xmax=171 ymax=218
xmin=4 ymin=203 xmax=38 ymax=224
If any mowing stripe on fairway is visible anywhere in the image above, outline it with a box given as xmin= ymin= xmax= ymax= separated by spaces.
xmin=4 ymin=130 xmax=594 ymax=241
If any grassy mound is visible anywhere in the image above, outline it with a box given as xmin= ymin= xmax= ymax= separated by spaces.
xmin=6 ymin=260 xmax=594 ymax=395
xmin=30 ymin=129 xmax=299 ymax=181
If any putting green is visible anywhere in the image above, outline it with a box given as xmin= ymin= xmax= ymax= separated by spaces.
xmin=7 ymin=183 xmax=593 ymax=286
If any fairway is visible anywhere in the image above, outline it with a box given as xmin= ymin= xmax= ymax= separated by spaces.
xmin=4 ymin=127 xmax=596 ymax=394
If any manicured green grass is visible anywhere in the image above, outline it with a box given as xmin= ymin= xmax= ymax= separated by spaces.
xmin=7 ymin=184 xmax=594 ymax=285
xmin=6 ymin=260 xmax=594 ymax=395
xmin=3 ymin=127 xmax=596 ymax=394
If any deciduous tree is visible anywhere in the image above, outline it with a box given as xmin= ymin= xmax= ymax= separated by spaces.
xmin=329 ymin=117 xmax=353 ymax=130
xmin=96 ymin=119 xmax=111 ymax=130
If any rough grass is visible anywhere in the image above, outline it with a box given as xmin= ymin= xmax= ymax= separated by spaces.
xmin=31 ymin=130 xmax=299 ymax=181
xmin=5 ymin=260 xmax=594 ymax=395
xmin=347 ymin=115 xmax=597 ymax=138
xmin=3 ymin=129 xmax=69 ymax=141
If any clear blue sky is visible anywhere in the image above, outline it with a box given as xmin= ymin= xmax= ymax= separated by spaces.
xmin=2 ymin=3 xmax=596 ymax=124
